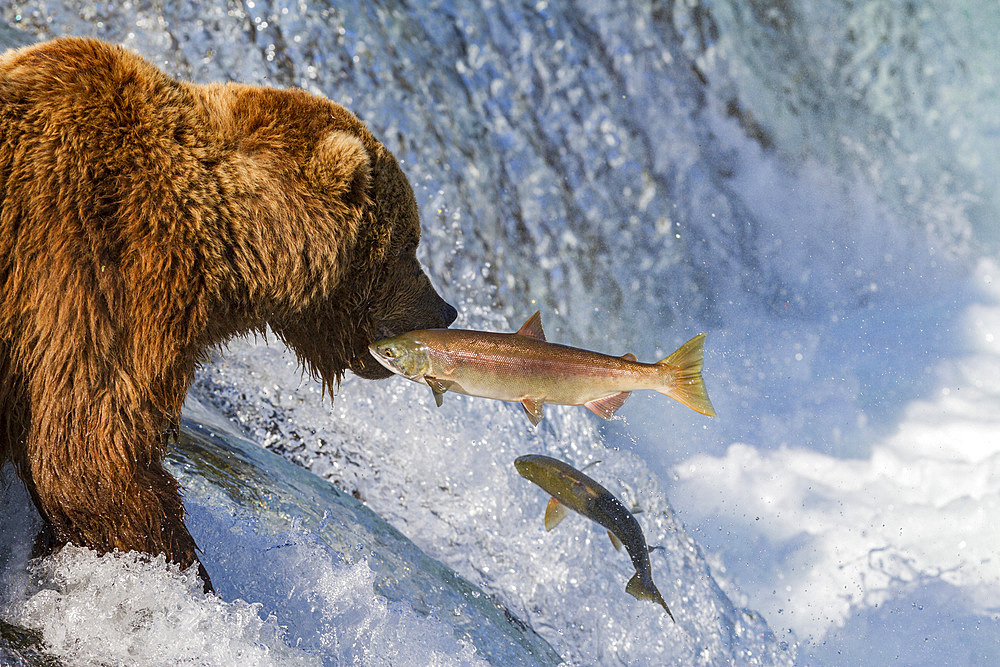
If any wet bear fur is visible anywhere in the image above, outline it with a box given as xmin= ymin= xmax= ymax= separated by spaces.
xmin=0 ymin=37 xmax=456 ymax=587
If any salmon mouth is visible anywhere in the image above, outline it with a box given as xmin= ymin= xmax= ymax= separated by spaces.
xmin=351 ymin=323 xmax=408 ymax=380
xmin=366 ymin=344 xmax=396 ymax=372
xmin=351 ymin=347 xmax=395 ymax=379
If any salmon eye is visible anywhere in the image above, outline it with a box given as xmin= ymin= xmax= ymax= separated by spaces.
xmin=383 ymin=346 xmax=397 ymax=358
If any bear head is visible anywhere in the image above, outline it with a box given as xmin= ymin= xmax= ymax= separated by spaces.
xmin=241 ymin=94 xmax=457 ymax=385
xmin=340 ymin=139 xmax=459 ymax=380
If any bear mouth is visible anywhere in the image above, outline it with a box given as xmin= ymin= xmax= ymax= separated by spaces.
xmin=351 ymin=326 xmax=397 ymax=379
xmin=351 ymin=352 xmax=395 ymax=380
xmin=353 ymin=308 xmax=453 ymax=380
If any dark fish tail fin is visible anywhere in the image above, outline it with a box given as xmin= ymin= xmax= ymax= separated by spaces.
xmin=654 ymin=333 xmax=715 ymax=417
xmin=626 ymin=572 xmax=674 ymax=621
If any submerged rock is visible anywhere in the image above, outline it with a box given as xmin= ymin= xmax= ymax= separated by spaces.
xmin=170 ymin=401 xmax=563 ymax=665
xmin=0 ymin=619 xmax=61 ymax=667
xmin=1 ymin=401 xmax=560 ymax=665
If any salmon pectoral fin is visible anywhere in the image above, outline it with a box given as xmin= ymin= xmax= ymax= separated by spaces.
xmin=625 ymin=572 xmax=674 ymax=621
xmin=521 ymin=397 xmax=544 ymax=425
xmin=544 ymin=497 xmax=569 ymax=531
xmin=584 ymin=391 xmax=631 ymax=419
xmin=656 ymin=333 xmax=716 ymax=417
xmin=607 ymin=530 xmax=623 ymax=552
xmin=425 ymin=376 xmax=455 ymax=407
xmin=516 ymin=311 xmax=546 ymax=341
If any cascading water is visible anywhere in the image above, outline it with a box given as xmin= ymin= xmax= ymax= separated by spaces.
xmin=2 ymin=1 xmax=998 ymax=663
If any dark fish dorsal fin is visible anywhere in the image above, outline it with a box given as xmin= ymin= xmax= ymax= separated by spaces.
xmin=521 ymin=397 xmax=544 ymax=426
xmin=425 ymin=376 xmax=455 ymax=407
xmin=544 ymin=497 xmax=569 ymax=531
xmin=584 ymin=391 xmax=631 ymax=419
xmin=607 ymin=530 xmax=623 ymax=552
xmin=516 ymin=311 xmax=546 ymax=341
xmin=621 ymin=352 xmax=638 ymax=362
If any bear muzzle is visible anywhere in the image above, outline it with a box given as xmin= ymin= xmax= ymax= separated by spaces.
xmin=352 ymin=295 xmax=457 ymax=380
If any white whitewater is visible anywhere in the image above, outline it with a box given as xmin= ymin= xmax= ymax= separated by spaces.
xmin=2 ymin=0 xmax=999 ymax=663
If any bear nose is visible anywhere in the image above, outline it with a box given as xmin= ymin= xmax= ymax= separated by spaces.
xmin=442 ymin=301 xmax=458 ymax=327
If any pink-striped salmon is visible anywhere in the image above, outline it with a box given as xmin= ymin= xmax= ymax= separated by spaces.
xmin=368 ymin=311 xmax=714 ymax=425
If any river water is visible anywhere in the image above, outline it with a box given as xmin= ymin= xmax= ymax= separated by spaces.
xmin=2 ymin=1 xmax=999 ymax=664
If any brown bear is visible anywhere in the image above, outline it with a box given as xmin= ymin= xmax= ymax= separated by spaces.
xmin=0 ymin=37 xmax=456 ymax=589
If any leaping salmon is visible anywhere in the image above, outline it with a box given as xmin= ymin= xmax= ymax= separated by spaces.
xmin=368 ymin=311 xmax=715 ymax=425
xmin=514 ymin=454 xmax=674 ymax=618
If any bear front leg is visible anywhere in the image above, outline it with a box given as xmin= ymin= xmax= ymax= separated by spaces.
xmin=0 ymin=348 xmax=59 ymax=563
xmin=26 ymin=422 xmax=213 ymax=592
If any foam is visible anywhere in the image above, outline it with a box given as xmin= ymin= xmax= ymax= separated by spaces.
xmin=671 ymin=259 xmax=1000 ymax=649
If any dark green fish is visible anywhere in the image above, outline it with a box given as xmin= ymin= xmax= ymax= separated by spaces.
xmin=514 ymin=454 xmax=673 ymax=619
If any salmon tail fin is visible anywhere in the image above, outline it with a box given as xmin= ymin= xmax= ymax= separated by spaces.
xmin=655 ymin=333 xmax=716 ymax=417
xmin=626 ymin=573 xmax=674 ymax=621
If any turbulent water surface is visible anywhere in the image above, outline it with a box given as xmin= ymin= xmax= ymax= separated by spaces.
xmin=2 ymin=0 xmax=1000 ymax=664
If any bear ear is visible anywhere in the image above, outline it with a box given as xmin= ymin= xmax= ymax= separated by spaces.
xmin=310 ymin=130 xmax=371 ymax=206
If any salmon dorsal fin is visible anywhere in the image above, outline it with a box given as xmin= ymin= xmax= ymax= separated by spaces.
xmin=516 ymin=311 xmax=546 ymax=341
xmin=621 ymin=352 xmax=638 ymax=362
xmin=584 ymin=391 xmax=631 ymax=419
xmin=544 ymin=497 xmax=569 ymax=531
